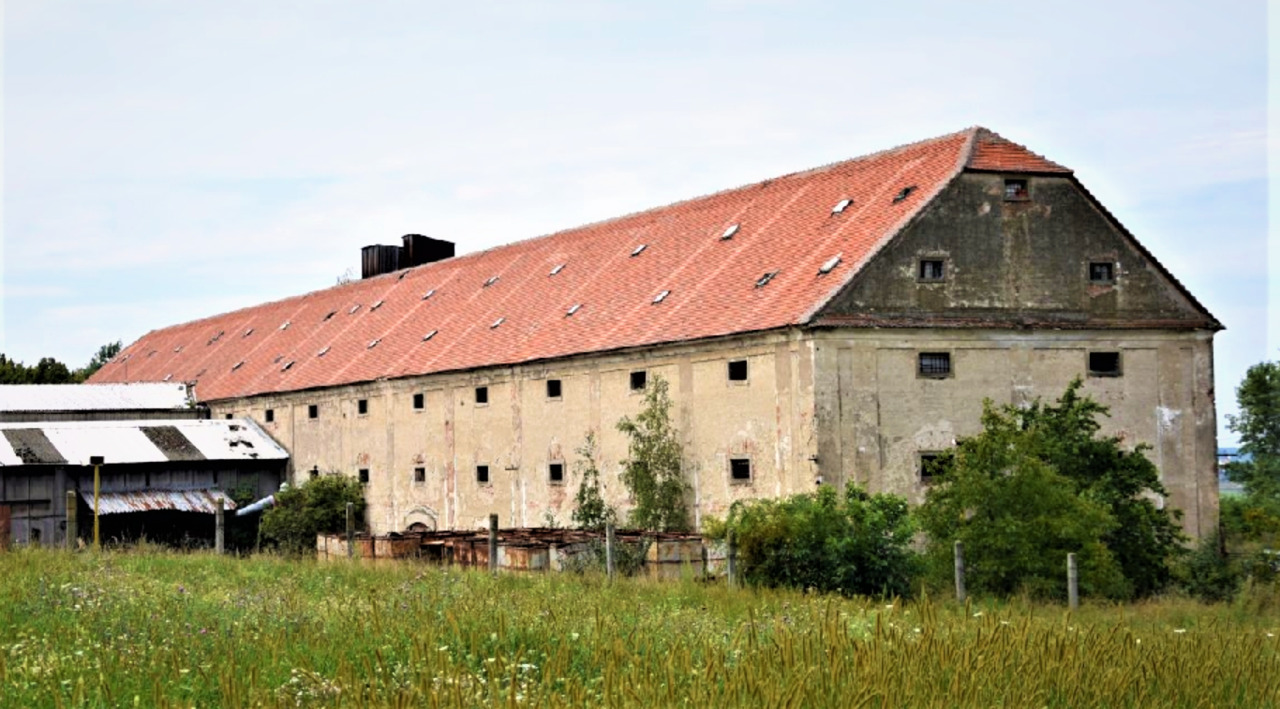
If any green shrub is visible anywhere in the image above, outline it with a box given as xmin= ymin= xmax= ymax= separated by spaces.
xmin=259 ymin=474 xmax=366 ymax=556
xmin=725 ymin=484 xmax=917 ymax=598
xmin=1180 ymin=532 xmax=1242 ymax=603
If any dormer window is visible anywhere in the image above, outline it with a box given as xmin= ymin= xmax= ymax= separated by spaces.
xmin=918 ymin=259 xmax=945 ymax=282
xmin=1089 ymin=262 xmax=1115 ymax=284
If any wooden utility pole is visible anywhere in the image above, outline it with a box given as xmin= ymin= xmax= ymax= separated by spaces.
xmin=954 ymin=540 xmax=967 ymax=603
xmin=605 ymin=523 xmax=616 ymax=581
xmin=1067 ymin=553 xmax=1079 ymax=610
xmin=65 ymin=490 xmax=77 ymax=550
xmin=89 ymin=456 xmax=103 ymax=550
xmin=488 ymin=514 xmax=499 ymax=574
xmin=215 ymin=499 xmax=225 ymax=554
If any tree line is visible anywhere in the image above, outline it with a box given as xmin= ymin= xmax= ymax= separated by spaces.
xmin=0 ymin=341 xmax=122 ymax=384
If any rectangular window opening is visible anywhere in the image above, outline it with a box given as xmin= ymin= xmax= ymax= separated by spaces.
xmin=629 ymin=371 xmax=647 ymax=392
xmin=225 ymin=413 xmax=233 ymax=420
xmin=1089 ymin=261 xmax=1115 ymax=283
xmin=358 ymin=469 xmax=370 ymax=484
xmin=1004 ymin=179 xmax=1029 ymax=201
xmin=546 ymin=379 xmax=562 ymax=399
xmin=730 ymin=458 xmax=752 ymax=483
xmin=265 ymin=409 xmax=274 ymax=423
xmin=728 ymin=360 xmax=748 ymax=382
xmin=308 ymin=404 xmax=319 ymax=420
xmin=475 ymin=386 xmax=489 ymax=405
xmin=549 ymin=462 xmax=565 ymax=484
xmin=918 ymin=352 xmax=952 ymax=378
xmin=918 ymin=259 xmax=945 ymax=282
xmin=476 ymin=465 xmax=490 ymax=485
xmin=413 ymin=393 xmax=425 ymax=410
xmin=1088 ymin=351 xmax=1122 ymax=377
xmin=920 ymin=453 xmax=948 ymax=484
xmin=357 ymin=399 xmax=368 ymax=415
xmin=414 ymin=467 xmax=426 ymax=483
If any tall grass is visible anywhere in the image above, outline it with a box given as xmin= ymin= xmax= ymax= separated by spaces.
xmin=2 ymin=547 xmax=1279 ymax=707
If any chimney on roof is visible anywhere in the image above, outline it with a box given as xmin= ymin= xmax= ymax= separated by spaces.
xmin=360 ymin=235 xmax=455 ymax=279
xmin=402 ymin=234 xmax=454 ymax=267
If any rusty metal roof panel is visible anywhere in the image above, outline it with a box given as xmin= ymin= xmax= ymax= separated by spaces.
xmin=0 ymin=418 xmax=287 ymax=466
xmin=0 ymin=383 xmax=192 ymax=412
xmin=80 ymin=488 xmax=237 ymax=515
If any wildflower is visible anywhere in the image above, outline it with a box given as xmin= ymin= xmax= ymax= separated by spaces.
xmin=972 ymin=611 xmax=983 ymax=618
xmin=1174 ymin=628 xmax=1187 ymax=634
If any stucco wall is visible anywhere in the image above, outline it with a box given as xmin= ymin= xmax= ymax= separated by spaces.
xmin=811 ymin=328 xmax=1218 ymax=537
xmin=212 ymin=330 xmax=819 ymax=533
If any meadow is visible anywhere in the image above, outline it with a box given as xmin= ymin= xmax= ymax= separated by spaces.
xmin=2 ymin=548 xmax=1279 ymax=708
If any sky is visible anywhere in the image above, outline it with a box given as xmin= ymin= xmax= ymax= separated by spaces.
xmin=1 ymin=1 xmax=1270 ymax=445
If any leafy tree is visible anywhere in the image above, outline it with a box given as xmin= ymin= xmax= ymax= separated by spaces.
xmin=1226 ymin=360 xmax=1280 ymax=497
xmin=75 ymin=341 xmax=122 ymax=381
xmin=726 ymin=484 xmax=918 ymax=598
xmin=616 ymin=375 xmax=691 ymax=532
xmin=571 ymin=431 xmax=617 ymax=530
xmin=919 ymin=379 xmax=1184 ymax=600
xmin=259 ymin=474 xmax=366 ymax=556
xmin=0 ymin=354 xmax=76 ymax=384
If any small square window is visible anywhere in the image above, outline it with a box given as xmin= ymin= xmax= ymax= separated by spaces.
xmin=358 ymin=468 xmax=370 ymax=484
xmin=918 ymin=259 xmax=945 ymax=282
xmin=308 ymin=404 xmax=319 ymax=420
xmin=549 ymin=462 xmax=565 ymax=484
xmin=309 ymin=467 xmax=319 ymax=480
xmin=918 ymin=352 xmax=952 ymax=378
xmin=920 ymin=453 xmax=948 ymax=483
xmin=265 ymin=409 xmax=274 ymax=423
xmin=1004 ymin=179 xmax=1029 ymax=201
xmin=730 ymin=458 xmax=752 ymax=483
xmin=1088 ymin=351 xmax=1122 ymax=377
xmin=630 ymin=371 xmax=647 ymax=391
xmin=414 ymin=467 xmax=426 ymax=483
xmin=475 ymin=387 xmax=489 ymax=405
xmin=225 ymin=413 xmax=233 ymax=420
xmin=1089 ymin=262 xmax=1115 ymax=283
xmin=728 ymin=360 xmax=748 ymax=382
xmin=547 ymin=379 xmax=562 ymax=399
xmin=476 ymin=465 xmax=490 ymax=484
xmin=413 ymin=393 xmax=425 ymax=410
xmin=357 ymin=399 xmax=368 ymax=415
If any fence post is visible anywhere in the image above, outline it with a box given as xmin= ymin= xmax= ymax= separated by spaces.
xmin=1067 ymin=552 xmax=1079 ymax=610
xmin=488 ymin=514 xmax=499 ymax=574
xmin=954 ymin=540 xmax=966 ymax=603
xmin=605 ymin=523 xmax=616 ymax=581
xmin=215 ymin=499 xmax=225 ymax=555
xmin=346 ymin=502 xmax=355 ymax=559
xmin=65 ymin=490 xmax=77 ymax=550
xmin=726 ymin=531 xmax=738 ymax=588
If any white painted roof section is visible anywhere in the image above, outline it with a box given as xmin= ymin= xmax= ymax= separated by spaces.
xmin=0 ymin=418 xmax=287 ymax=466
xmin=0 ymin=383 xmax=192 ymax=412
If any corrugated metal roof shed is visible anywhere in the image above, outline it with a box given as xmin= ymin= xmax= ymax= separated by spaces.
xmin=0 ymin=419 xmax=287 ymax=466
xmin=0 ymin=383 xmax=192 ymax=412
xmin=81 ymin=488 xmax=238 ymax=515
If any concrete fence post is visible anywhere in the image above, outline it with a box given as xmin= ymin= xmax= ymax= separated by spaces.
xmin=65 ymin=490 xmax=77 ymax=550
xmin=488 ymin=514 xmax=499 ymax=574
xmin=215 ymin=499 xmax=225 ymax=555
xmin=346 ymin=502 xmax=355 ymax=559
xmin=954 ymin=540 xmax=966 ymax=604
xmin=605 ymin=523 xmax=616 ymax=582
xmin=1067 ymin=553 xmax=1079 ymax=610
xmin=726 ymin=531 xmax=738 ymax=588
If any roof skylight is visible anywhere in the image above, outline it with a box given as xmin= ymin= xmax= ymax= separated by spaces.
xmin=422 ymin=330 xmax=438 ymax=342
xmin=653 ymin=290 xmax=670 ymax=304
xmin=323 ymin=310 xmax=337 ymax=321
xmin=422 ymin=289 xmax=436 ymax=300
xmin=832 ymin=199 xmax=852 ymax=214
xmin=721 ymin=224 xmax=739 ymax=240
xmin=484 ymin=276 xmax=499 ymax=287
xmin=279 ymin=320 xmax=291 ymax=330
xmin=281 ymin=361 xmax=295 ymax=371
xmin=893 ymin=186 xmax=917 ymax=203
xmin=162 ymin=374 xmax=173 ymax=382
xmin=370 ymin=300 xmax=384 ymax=311
xmin=348 ymin=304 xmax=361 ymax=315
xmin=550 ymin=263 xmax=566 ymax=276
xmin=173 ymin=346 xmax=183 ymax=353
xmin=819 ymin=254 xmax=842 ymax=274
xmin=367 ymin=339 xmax=381 ymax=349
xmin=317 ymin=346 xmax=330 ymax=357
xmin=243 ymin=328 xmax=254 ymax=337
xmin=756 ymin=271 xmax=779 ymax=288
xmin=631 ymin=244 xmax=648 ymax=257
xmin=232 ymin=361 xmax=244 ymax=371
xmin=491 ymin=317 xmax=505 ymax=329
xmin=566 ymin=303 xmax=582 ymax=316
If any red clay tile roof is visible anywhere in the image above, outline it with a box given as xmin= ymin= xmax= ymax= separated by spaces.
xmin=90 ymin=127 xmax=1075 ymax=402
xmin=967 ymin=128 xmax=1072 ymax=174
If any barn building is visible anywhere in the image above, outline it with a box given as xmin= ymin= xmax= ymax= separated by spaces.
xmin=89 ymin=128 xmax=1222 ymax=537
